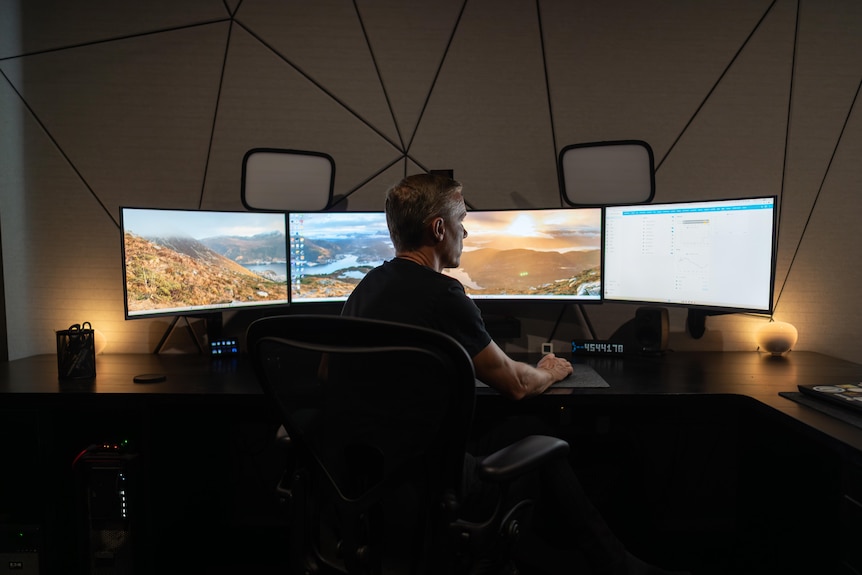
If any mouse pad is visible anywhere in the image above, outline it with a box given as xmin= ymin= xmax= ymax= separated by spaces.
xmin=476 ymin=363 xmax=609 ymax=389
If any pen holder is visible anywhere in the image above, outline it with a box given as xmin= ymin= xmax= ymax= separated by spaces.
xmin=57 ymin=322 xmax=96 ymax=380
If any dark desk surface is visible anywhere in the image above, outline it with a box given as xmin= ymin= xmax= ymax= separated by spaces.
xmin=550 ymin=350 xmax=862 ymax=456
xmin=0 ymin=353 xmax=257 ymax=398
xmin=3 ymin=350 xmax=862 ymax=454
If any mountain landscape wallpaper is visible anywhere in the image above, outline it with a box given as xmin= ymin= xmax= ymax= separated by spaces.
xmin=289 ymin=212 xmax=393 ymax=301
xmin=445 ymin=208 xmax=602 ymax=299
xmin=290 ymin=208 xmax=601 ymax=301
xmin=122 ymin=209 xmax=288 ymax=315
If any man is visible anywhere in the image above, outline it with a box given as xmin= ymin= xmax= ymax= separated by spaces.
xmin=342 ymin=173 xmax=688 ymax=575
xmin=341 ymin=173 xmax=573 ymax=398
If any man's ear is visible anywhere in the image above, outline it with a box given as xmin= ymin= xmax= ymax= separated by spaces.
xmin=432 ymin=217 xmax=445 ymax=242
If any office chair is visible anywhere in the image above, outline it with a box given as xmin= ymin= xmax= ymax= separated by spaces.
xmin=246 ymin=314 xmax=570 ymax=575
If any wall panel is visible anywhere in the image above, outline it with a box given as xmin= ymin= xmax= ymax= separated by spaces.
xmin=0 ymin=0 xmax=860 ymax=362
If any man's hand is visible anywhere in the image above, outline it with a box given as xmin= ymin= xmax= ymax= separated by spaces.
xmin=537 ymin=353 xmax=573 ymax=383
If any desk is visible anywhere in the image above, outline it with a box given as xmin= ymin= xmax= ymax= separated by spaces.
xmin=2 ymin=351 xmax=861 ymax=574
xmin=0 ymin=352 xmax=258 ymax=397
xmin=0 ymin=353 xmax=283 ymax=575
xmin=564 ymin=350 xmax=862 ymax=456
xmin=492 ymin=351 xmax=862 ymax=574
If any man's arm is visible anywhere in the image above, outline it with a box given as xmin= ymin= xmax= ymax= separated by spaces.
xmin=472 ymin=340 xmax=573 ymax=400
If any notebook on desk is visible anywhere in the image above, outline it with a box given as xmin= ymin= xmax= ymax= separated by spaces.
xmin=475 ymin=363 xmax=610 ymax=389
xmin=797 ymin=383 xmax=862 ymax=413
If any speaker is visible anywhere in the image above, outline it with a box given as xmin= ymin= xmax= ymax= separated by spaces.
xmin=634 ymin=307 xmax=669 ymax=353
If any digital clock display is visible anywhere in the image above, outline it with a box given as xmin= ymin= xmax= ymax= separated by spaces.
xmin=571 ymin=340 xmax=625 ymax=356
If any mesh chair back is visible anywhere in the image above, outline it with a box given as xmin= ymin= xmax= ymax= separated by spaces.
xmin=247 ymin=314 xmax=477 ymax=574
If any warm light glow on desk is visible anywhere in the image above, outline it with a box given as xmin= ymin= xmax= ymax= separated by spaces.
xmin=756 ymin=321 xmax=798 ymax=356
xmin=94 ymin=329 xmax=108 ymax=355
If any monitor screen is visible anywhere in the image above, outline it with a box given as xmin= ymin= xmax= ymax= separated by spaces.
xmin=289 ymin=207 xmax=602 ymax=304
xmin=121 ymin=207 xmax=289 ymax=319
xmin=602 ymin=196 xmax=777 ymax=313
xmin=289 ymin=212 xmax=394 ymax=303
xmin=444 ymin=207 xmax=603 ymax=301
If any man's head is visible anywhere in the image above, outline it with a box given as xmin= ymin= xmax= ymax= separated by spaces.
xmin=385 ymin=174 xmax=467 ymax=268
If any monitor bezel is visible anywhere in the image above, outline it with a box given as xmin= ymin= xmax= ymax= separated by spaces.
xmin=601 ymin=195 xmax=778 ymax=315
xmin=120 ymin=206 xmax=290 ymax=321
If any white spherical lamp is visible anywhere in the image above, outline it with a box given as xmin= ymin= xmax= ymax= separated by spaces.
xmin=756 ymin=321 xmax=798 ymax=356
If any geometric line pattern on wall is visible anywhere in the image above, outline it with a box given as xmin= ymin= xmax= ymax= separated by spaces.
xmin=1 ymin=0 xmax=862 ymax=359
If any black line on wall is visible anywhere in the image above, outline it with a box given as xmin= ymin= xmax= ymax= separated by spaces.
xmin=774 ymin=72 xmax=862 ymax=313
xmin=233 ymin=19 xmax=401 ymax=153
xmin=0 ymin=68 xmax=116 ymax=227
xmin=535 ymin=0 xmax=562 ymax=208
xmin=405 ymin=153 xmax=429 ymax=173
xmin=354 ymin=1 xmax=405 ymax=151
xmin=655 ymin=0 xmax=779 ymax=173
xmin=398 ymin=152 xmax=475 ymax=209
xmin=336 ymin=153 xmax=479 ymax=212
xmin=336 ymin=155 xmax=406 ymax=208
xmin=404 ymin=0 xmax=469 ymax=154
xmin=0 ymin=19 xmax=231 ymax=63
xmin=399 ymin=152 xmax=474 ymax=208
xmin=536 ymin=0 xmax=591 ymax=340
xmin=198 ymin=19 xmax=235 ymax=209
xmin=772 ymin=0 xmax=801 ymax=313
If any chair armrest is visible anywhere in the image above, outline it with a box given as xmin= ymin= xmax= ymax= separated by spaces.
xmin=476 ymin=434 xmax=569 ymax=483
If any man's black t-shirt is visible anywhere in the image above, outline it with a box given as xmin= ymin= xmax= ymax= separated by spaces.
xmin=341 ymin=258 xmax=492 ymax=358
xmin=340 ymin=261 xmax=637 ymax=572
xmin=339 ymin=257 xmax=492 ymax=490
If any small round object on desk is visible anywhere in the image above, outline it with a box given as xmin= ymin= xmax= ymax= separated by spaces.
xmin=133 ymin=373 xmax=167 ymax=384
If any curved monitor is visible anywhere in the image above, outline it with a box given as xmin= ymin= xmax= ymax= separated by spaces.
xmin=603 ymin=196 xmax=777 ymax=314
xmin=288 ymin=207 xmax=603 ymax=304
xmin=445 ymin=207 xmax=602 ymax=302
xmin=289 ymin=212 xmax=393 ymax=303
xmin=121 ymin=207 xmax=289 ymax=319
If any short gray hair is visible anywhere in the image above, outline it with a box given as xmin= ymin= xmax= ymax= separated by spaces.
xmin=385 ymin=173 xmax=463 ymax=252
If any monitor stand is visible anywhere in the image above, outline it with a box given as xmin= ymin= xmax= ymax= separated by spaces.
xmin=152 ymin=313 xmax=223 ymax=354
xmin=686 ymin=309 xmax=729 ymax=339
xmin=546 ymin=303 xmax=598 ymax=342
xmin=575 ymin=303 xmax=597 ymax=340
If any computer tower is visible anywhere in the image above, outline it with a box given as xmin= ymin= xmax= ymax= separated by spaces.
xmin=0 ymin=524 xmax=40 ymax=575
xmin=74 ymin=444 xmax=138 ymax=575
